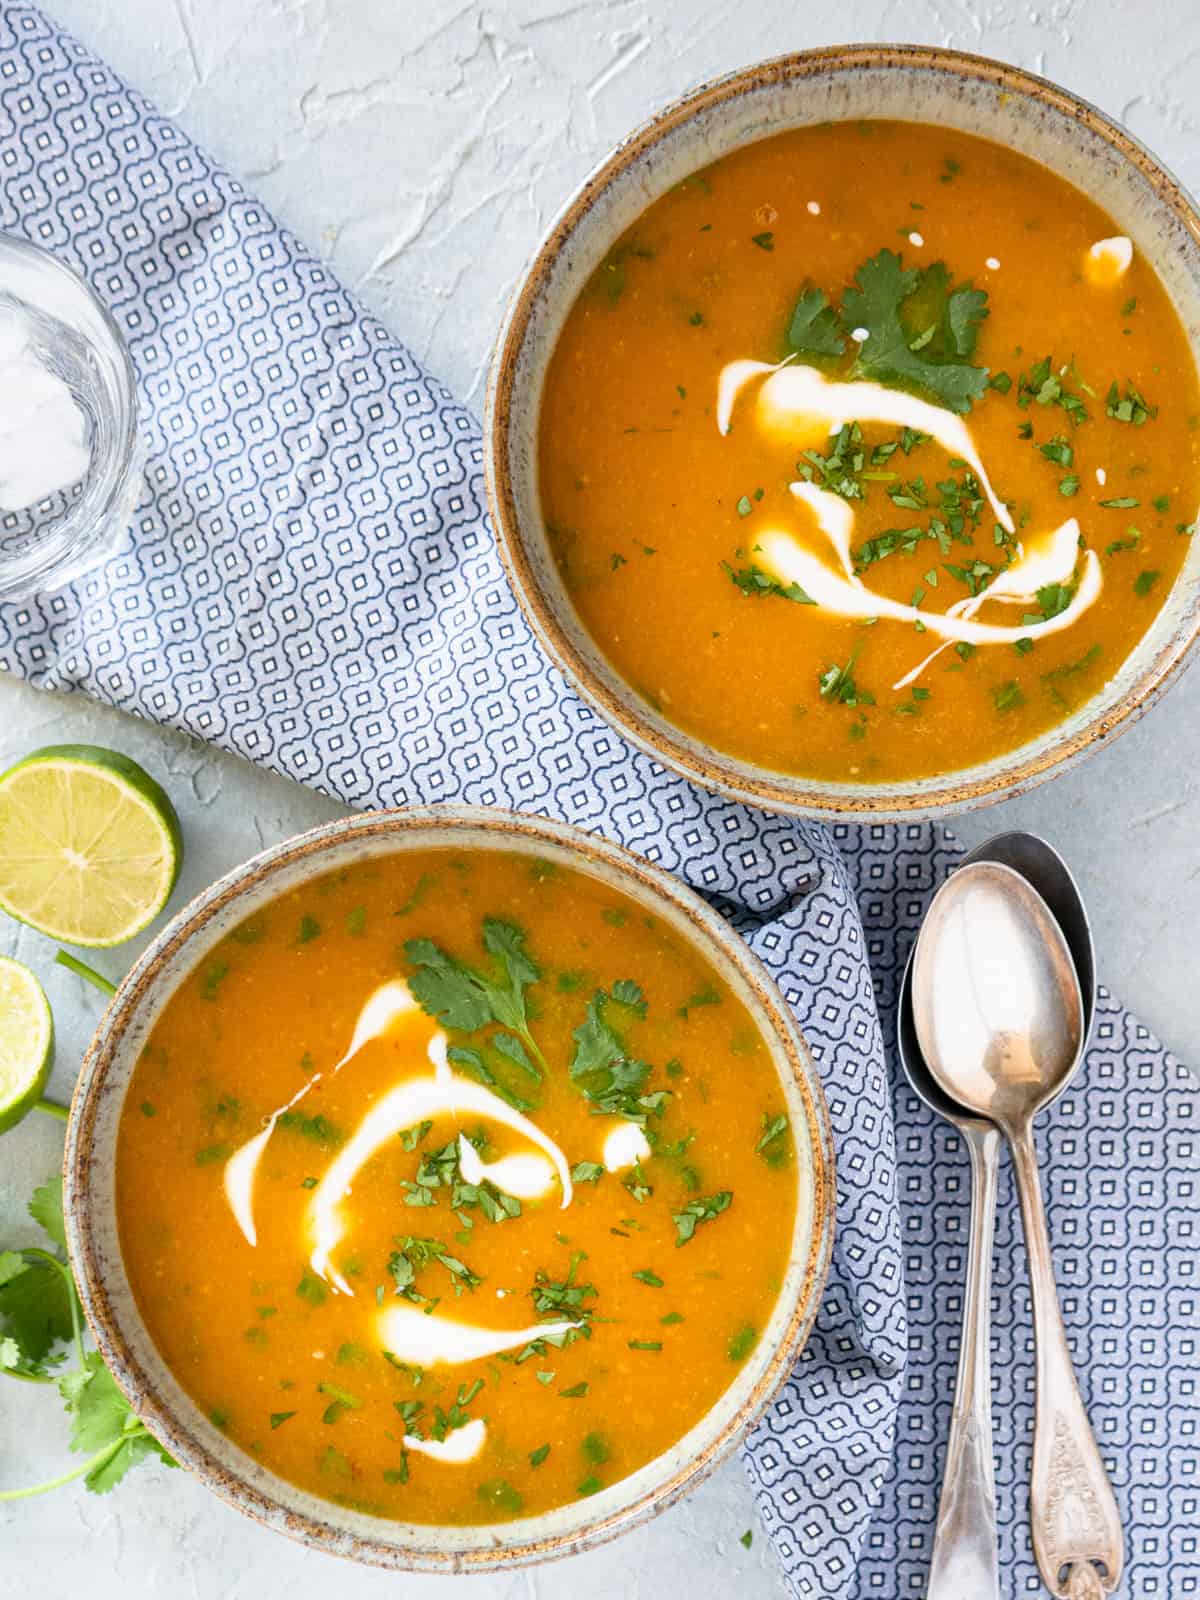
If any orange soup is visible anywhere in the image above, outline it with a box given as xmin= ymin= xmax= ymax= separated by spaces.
xmin=539 ymin=120 xmax=1200 ymax=782
xmin=116 ymin=849 xmax=796 ymax=1523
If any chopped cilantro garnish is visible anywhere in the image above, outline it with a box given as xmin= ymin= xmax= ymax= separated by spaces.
xmin=389 ymin=1236 xmax=480 ymax=1303
xmin=1134 ymin=569 xmax=1161 ymax=596
xmin=1036 ymin=582 xmax=1075 ymax=620
xmin=751 ymin=231 xmax=774 ymax=251
xmin=1039 ymin=435 xmax=1074 ymax=468
xmin=755 ymin=1112 xmax=789 ymax=1166
xmin=723 ymin=560 xmax=815 ymax=605
xmin=1017 ymin=356 xmax=1090 ymax=425
xmin=1099 ymin=497 xmax=1139 ymax=509
xmin=529 ymin=1443 xmax=550 ymax=1468
xmin=818 ymin=644 xmax=874 ymax=707
xmin=993 ymin=681 xmax=1025 ymax=713
xmin=1105 ymin=380 xmax=1156 ymax=426
xmin=673 ymin=1190 xmax=732 ymax=1246
xmin=477 ymin=1478 xmax=524 ymax=1514
xmin=633 ymin=1269 xmax=664 ymax=1287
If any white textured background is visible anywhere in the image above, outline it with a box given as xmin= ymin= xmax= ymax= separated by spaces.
xmin=2 ymin=2 xmax=1199 ymax=1597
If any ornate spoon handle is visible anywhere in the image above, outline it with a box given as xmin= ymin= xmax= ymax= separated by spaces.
xmin=927 ymin=1121 xmax=1001 ymax=1600
xmin=1010 ymin=1123 xmax=1124 ymax=1598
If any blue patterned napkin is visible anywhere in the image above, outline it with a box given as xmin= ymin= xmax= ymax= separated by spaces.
xmin=0 ymin=7 xmax=1195 ymax=1594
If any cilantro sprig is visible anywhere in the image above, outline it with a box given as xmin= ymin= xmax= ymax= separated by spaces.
xmin=405 ymin=917 xmax=549 ymax=1083
xmin=569 ymin=988 xmax=670 ymax=1126
xmin=0 ymin=1177 xmax=174 ymax=1499
xmin=786 ymin=250 xmax=991 ymax=414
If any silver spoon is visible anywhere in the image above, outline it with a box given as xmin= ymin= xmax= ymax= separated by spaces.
xmin=898 ymin=833 xmax=1098 ymax=1595
xmin=912 ymin=860 xmax=1124 ymax=1600
xmin=897 ymin=956 xmax=1002 ymax=1597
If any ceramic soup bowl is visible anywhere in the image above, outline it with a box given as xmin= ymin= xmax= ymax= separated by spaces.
xmin=64 ymin=806 xmax=834 ymax=1572
xmin=486 ymin=45 xmax=1200 ymax=820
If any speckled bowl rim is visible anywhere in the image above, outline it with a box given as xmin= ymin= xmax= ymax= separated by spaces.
xmin=63 ymin=805 xmax=835 ymax=1573
xmin=485 ymin=43 xmax=1200 ymax=821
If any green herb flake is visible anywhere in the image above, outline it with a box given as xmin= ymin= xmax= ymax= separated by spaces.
xmin=751 ymin=231 xmax=774 ymax=251
xmin=477 ymin=1478 xmax=524 ymax=1515
xmin=633 ymin=1269 xmax=664 ymax=1287
xmin=200 ymin=961 xmax=229 ymax=1001
xmin=673 ymin=1190 xmax=732 ymax=1246
xmin=728 ymin=1324 xmax=757 ymax=1362
xmin=296 ymin=1269 xmax=328 ymax=1306
xmin=1134 ymin=569 xmax=1161 ymax=596
xmin=529 ymin=1443 xmax=550 ymax=1468
xmin=1105 ymin=380 xmax=1157 ymax=426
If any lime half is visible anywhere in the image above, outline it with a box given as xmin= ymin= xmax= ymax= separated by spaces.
xmin=0 ymin=955 xmax=54 ymax=1132
xmin=0 ymin=745 xmax=182 ymax=947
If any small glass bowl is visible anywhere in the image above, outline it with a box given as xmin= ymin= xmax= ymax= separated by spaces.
xmin=0 ymin=233 xmax=141 ymax=601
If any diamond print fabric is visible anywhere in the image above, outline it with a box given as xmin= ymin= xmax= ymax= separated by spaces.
xmin=0 ymin=7 xmax=1195 ymax=1594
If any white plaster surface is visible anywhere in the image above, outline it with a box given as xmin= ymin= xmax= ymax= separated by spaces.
xmin=2 ymin=2 xmax=1199 ymax=1596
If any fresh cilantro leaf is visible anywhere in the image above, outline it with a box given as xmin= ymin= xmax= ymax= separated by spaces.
xmin=405 ymin=919 xmax=548 ymax=1078
xmin=445 ymin=1045 xmax=534 ymax=1113
xmin=0 ymin=1253 xmax=75 ymax=1371
xmin=403 ymin=939 xmax=494 ymax=1032
xmin=29 ymin=1177 xmax=66 ymax=1253
xmin=86 ymin=1431 xmax=172 ymax=1494
xmin=569 ymin=991 xmax=665 ymax=1124
xmin=843 ymin=250 xmax=989 ymax=414
xmin=787 ymin=285 xmax=845 ymax=357
xmin=61 ymin=1353 xmax=131 ymax=1453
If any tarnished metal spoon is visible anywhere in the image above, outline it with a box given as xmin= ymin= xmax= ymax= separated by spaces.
xmin=912 ymin=860 xmax=1123 ymax=1600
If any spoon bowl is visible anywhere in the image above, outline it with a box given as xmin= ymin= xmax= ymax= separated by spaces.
xmin=913 ymin=860 xmax=1084 ymax=1129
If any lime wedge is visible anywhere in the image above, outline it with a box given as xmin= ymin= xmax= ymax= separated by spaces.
xmin=0 ymin=745 xmax=182 ymax=947
xmin=0 ymin=956 xmax=54 ymax=1132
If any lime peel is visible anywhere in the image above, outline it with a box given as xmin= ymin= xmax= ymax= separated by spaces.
xmin=0 ymin=956 xmax=54 ymax=1133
